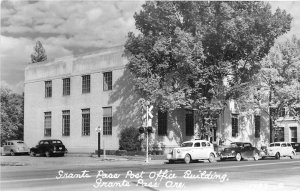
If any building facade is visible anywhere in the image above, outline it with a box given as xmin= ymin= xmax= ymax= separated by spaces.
xmin=24 ymin=46 xmax=300 ymax=153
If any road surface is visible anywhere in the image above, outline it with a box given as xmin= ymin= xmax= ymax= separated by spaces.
xmin=1 ymin=158 xmax=300 ymax=191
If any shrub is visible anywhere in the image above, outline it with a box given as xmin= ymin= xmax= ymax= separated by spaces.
xmin=119 ymin=126 xmax=141 ymax=151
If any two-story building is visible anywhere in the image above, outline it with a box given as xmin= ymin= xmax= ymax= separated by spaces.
xmin=24 ymin=46 xmax=300 ymax=153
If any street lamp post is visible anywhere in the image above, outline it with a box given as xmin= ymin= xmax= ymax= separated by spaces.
xmin=96 ymin=126 xmax=101 ymax=158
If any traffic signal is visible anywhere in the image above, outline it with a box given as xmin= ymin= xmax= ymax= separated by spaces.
xmin=147 ymin=126 xmax=153 ymax=133
xmin=139 ymin=126 xmax=145 ymax=134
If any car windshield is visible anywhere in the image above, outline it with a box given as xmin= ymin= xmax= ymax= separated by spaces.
xmin=51 ymin=140 xmax=62 ymax=144
xmin=230 ymin=143 xmax=242 ymax=147
xmin=181 ymin=142 xmax=193 ymax=147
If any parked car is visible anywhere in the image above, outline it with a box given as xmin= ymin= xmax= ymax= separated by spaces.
xmin=2 ymin=140 xmax=29 ymax=156
xmin=30 ymin=139 xmax=67 ymax=157
xmin=167 ymin=140 xmax=217 ymax=164
xmin=261 ymin=142 xmax=296 ymax=159
xmin=291 ymin=142 xmax=300 ymax=152
xmin=220 ymin=142 xmax=260 ymax=161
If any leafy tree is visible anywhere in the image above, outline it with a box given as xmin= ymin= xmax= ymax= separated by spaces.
xmin=254 ymin=36 xmax=300 ymax=141
xmin=125 ymin=1 xmax=292 ymax=139
xmin=31 ymin=41 xmax=47 ymax=63
xmin=0 ymin=88 xmax=24 ymax=146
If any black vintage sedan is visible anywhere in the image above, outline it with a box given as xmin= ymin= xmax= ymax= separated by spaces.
xmin=30 ymin=139 xmax=67 ymax=157
xmin=220 ymin=142 xmax=260 ymax=161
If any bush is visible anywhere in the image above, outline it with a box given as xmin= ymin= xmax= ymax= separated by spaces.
xmin=119 ymin=126 xmax=141 ymax=151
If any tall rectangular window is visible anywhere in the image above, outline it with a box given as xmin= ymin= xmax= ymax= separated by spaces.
xmin=186 ymin=110 xmax=194 ymax=136
xmin=158 ymin=110 xmax=167 ymax=136
xmin=45 ymin=81 xmax=52 ymax=97
xmin=82 ymin=109 xmax=90 ymax=136
xmin=232 ymin=114 xmax=238 ymax=137
xmin=103 ymin=72 xmax=112 ymax=91
xmin=63 ymin=78 xmax=70 ymax=96
xmin=62 ymin=110 xmax=70 ymax=136
xmin=278 ymin=107 xmax=286 ymax=117
xmin=254 ymin=115 xmax=260 ymax=138
xmin=44 ymin=112 xmax=51 ymax=136
xmin=103 ymin=107 xmax=112 ymax=135
xmin=82 ymin=75 xmax=90 ymax=93
xmin=275 ymin=127 xmax=284 ymax=142
xmin=291 ymin=127 xmax=297 ymax=142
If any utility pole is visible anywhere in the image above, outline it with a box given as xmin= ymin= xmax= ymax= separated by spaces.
xmin=269 ymin=88 xmax=273 ymax=143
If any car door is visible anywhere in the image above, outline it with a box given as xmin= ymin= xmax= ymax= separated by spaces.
xmin=3 ymin=142 xmax=10 ymax=154
xmin=280 ymin=143 xmax=287 ymax=156
xmin=242 ymin=143 xmax=253 ymax=158
xmin=36 ymin=141 xmax=44 ymax=154
xmin=193 ymin=142 xmax=202 ymax=159
xmin=199 ymin=142 xmax=209 ymax=159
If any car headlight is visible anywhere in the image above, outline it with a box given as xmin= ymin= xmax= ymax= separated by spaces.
xmin=231 ymin=150 xmax=235 ymax=153
xmin=177 ymin=150 xmax=180 ymax=153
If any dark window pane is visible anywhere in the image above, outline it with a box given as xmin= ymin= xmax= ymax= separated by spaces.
xmin=82 ymin=109 xmax=90 ymax=136
xmin=82 ymin=75 xmax=90 ymax=93
xmin=63 ymin=78 xmax=70 ymax=96
xmin=44 ymin=112 xmax=51 ymax=136
xmin=103 ymin=72 xmax=112 ymax=91
xmin=186 ymin=110 xmax=194 ymax=136
xmin=62 ymin=110 xmax=70 ymax=136
xmin=255 ymin=115 xmax=260 ymax=138
xmin=158 ymin=110 xmax=167 ymax=136
xmin=232 ymin=114 xmax=238 ymax=137
xmin=45 ymin=81 xmax=52 ymax=97
xmin=103 ymin=107 xmax=112 ymax=135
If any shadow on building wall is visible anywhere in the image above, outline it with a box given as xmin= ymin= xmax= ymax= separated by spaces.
xmin=109 ymin=67 xmax=190 ymax=148
xmin=108 ymin=68 xmax=142 ymax=133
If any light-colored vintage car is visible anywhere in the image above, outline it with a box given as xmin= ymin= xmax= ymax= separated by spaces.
xmin=261 ymin=142 xmax=296 ymax=159
xmin=2 ymin=140 xmax=30 ymax=156
xmin=167 ymin=140 xmax=217 ymax=164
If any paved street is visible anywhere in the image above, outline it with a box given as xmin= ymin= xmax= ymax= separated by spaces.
xmin=1 ymin=155 xmax=300 ymax=191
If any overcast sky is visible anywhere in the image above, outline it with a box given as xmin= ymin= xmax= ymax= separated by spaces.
xmin=1 ymin=1 xmax=300 ymax=94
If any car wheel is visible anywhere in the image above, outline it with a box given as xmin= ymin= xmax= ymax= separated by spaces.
xmin=168 ymin=160 xmax=174 ymax=164
xmin=208 ymin=153 xmax=215 ymax=163
xmin=290 ymin=152 xmax=295 ymax=159
xmin=30 ymin=151 xmax=36 ymax=157
xmin=236 ymin=153 xmax=242 ymax=161
xmin=275 ymin=152 xmax=280 ymax=160
xmin=184 ymin=154 xmax=191 ymax=164
xmin=10 ymin=150 xmax=15 ymax=156
xmin=253 ymin=153 xmax=259 ymax=161
xmin=45 ymin=151 xmax=51 ymax=157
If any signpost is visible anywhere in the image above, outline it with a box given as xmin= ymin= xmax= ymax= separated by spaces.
xmin=95 ymin=126 xmax=101 ymax=158
xmin=144 ymin=101 xmax=153 ymax=163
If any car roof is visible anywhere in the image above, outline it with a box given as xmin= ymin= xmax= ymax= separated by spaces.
xmin=7 ymin=140 xmax=24 ymax=142
xmin=183 ymin=140 xmax=209 ymax=143
xmin=231 ymin=142 xmax=251 ymax=144
xmin=40 ymin=139 xmax=61 ymax=141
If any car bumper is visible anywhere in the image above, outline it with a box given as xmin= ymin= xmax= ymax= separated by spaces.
xmin=53 ymin=151 xmax=67 ymax=154
xmin=220 ymin=153 xmax=236 ymax=159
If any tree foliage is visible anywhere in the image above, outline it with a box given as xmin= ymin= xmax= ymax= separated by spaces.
xmin=256 ymin=36 xmax=300 ymax=118
xmin=0 ymin=88 xmax=24 ymax=146
xmin=31 ymin=41 xmax=47 ymax=63
xmin=125 ymin=1 xmax=292 ymax=112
